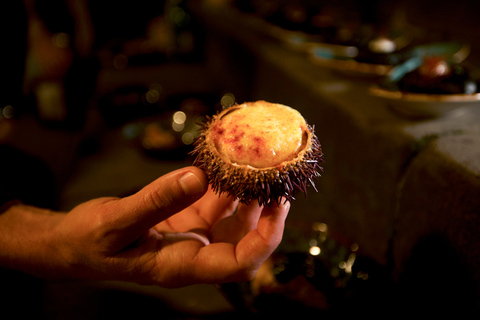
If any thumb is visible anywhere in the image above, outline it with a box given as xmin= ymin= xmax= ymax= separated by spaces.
xmin=108 ymin=167 xmax=207 ymax=248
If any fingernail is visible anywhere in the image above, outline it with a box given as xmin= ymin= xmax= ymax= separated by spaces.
xmin=179 ymin=172 xmax=205 ymax=196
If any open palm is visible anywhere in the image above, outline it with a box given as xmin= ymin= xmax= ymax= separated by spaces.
xmin=54 ymin=168 xmax=290 ymax=287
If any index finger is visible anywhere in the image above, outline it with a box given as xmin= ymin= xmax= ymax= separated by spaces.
xmin=191 ymin=188 xmax=239 ymax=227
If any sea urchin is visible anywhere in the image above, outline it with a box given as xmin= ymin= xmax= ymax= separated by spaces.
xmin=191 ymin=100 xmax=323 ymax=206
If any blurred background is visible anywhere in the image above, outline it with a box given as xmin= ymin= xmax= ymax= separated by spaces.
xmin=1 ymin=0 xmax=480 ymax=318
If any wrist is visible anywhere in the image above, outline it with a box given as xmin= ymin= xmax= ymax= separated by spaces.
xmin=0 ymin=193 xmax=21 ymax=214
xmin=0 ymin=204 xmax=68 ymax=279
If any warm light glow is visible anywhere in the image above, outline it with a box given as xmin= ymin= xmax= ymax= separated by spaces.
xmin=345 ymin=46 xmax=359 ymax=57
xmin=173 ymin=111 xmax=187 ymax=124
xmin=146 ymin=83 xmax=163 ymax=104
xmin=313 ymin=222 xmax=327 ymax=233
xmin=309 ymin=246 xmax=321 ymax=256
xmin=220 ymin=92 xmax=235 ymax=107
xmin=182 ymin=132 xmax=194 ymax=145
xmin=172 ymin=121 xmax=184 ymax=132
xmin=145 ymin=90 xmax=160 ymax=104
xmin=434 ymin=64 xmax=448 ymax=76
xmin=2 ymin=105 xmax=14 ymax=119
xmin=368 ymin=37 xmax=396 ymax=53
xmin=344 ymin=253 xmax=356 ymax=273
xmin=351 ymin=243 xmax=359 ymax=252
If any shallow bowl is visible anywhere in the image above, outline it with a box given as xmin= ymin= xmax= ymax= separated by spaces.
xmin=369 ymin=86 xmax=480 ymax=119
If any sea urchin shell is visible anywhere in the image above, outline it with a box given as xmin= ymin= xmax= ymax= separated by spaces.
xmin=191 ymin=100 xmax=323 ymax=206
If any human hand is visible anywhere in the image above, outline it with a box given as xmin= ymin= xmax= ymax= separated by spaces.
xmin=50 ymin=167 xmax=290 ymax=287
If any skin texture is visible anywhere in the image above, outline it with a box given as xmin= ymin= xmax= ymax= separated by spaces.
xmin=0 ymin=167 xmax=290 ymax=288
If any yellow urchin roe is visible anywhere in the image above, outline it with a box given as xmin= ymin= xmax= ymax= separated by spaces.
xmin=208 ymin=101 xmax=307 ymax=168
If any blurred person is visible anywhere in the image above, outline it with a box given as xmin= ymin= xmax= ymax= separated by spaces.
xmin=23 ymin=0 xmax=98 ymax=129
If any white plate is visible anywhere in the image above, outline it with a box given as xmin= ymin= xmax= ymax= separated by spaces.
xmin=369 ymin=86 xmax=480 ymax=118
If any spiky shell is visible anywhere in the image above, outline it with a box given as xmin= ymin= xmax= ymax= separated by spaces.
xmin=191 ymin=101 xmax=323 ymax=206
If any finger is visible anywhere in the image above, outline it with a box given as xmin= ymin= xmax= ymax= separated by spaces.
xmin=194 ymin=188 xmax=239 ymax=227
xmin=104 ymin=166 xmax=207 ymax=250
xmin=234 ymin=201 xmax=263 ymax=232
xmin=157 ymin=187 xmax=238 ymax=234
xmin=210 ymin=201 xmax=262 ymax=244
xmin=235 ymin=201 xmax=290 ymax=271
xmin=187 ymin=201 xmax=290 ymax=284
